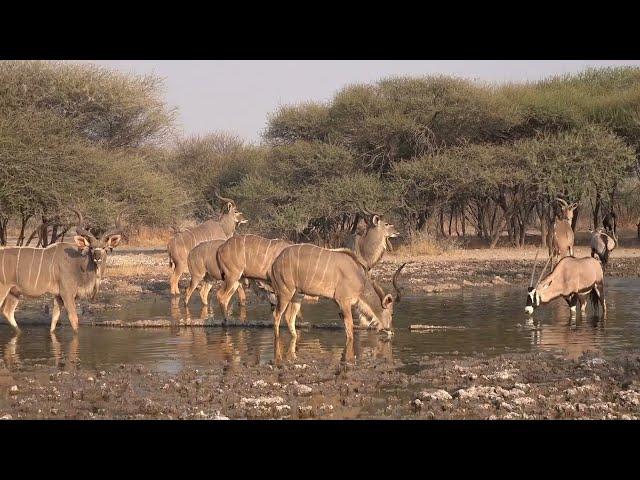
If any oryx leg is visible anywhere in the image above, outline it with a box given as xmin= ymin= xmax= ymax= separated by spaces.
xmin=50 ymin=295 xmax=65 ymax=332
xmin=565 ymin=295 xmax=579 ymax=317
xmin=594 ymin=281 xmax=607 ymax=318
xmin=184 ymin=272 xmax=204 ymax=307
xmin=577 ymin=293 xmax=589 ymax=317
xmin=1 ymin=292 xmax=20 ymax=331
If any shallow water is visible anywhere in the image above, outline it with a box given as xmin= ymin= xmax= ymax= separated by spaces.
xmin=1 ymin=278 xmax=640 ymax=373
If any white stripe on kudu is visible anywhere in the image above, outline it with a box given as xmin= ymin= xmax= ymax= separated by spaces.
xmin=15 ymin=248 xmax=21 ymax=285
xmin=261 ymin=239 xmax=273 ymax=274
xmin=309 ymin=246 xmax=322 ymax=288
xmin=34 ymin=247 xmax=45 ymax=289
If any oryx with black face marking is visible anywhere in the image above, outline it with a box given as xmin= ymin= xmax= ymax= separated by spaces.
xmin=547 ymin=198 xmax=579 ymax=267
xmin=525 ymin=254 xmax=606 ymax=318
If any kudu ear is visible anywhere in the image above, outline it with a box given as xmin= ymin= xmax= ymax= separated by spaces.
xmin=74 ymin=235 xmax=90 ymax=250
xmin=105 ymin=235 xmax=122 ymax=249
xmin=382 ymin=294 xmax=394 ymax=309
xmin=372 ymin=215 xmax=380 ymax=226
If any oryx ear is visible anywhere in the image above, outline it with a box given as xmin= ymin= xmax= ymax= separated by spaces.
xmin=74 ymin=236 xmax=90 ymax=249
xmin=372 ymin=215 xmax=380 ymax=226
xmin=382 ymin=293 xmax=393 ymax=309
xmin=105 ymin=234 xmax=122 ymax=249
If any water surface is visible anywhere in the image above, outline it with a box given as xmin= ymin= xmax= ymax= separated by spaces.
xmin=2 ymin=278 xmax=639 ymax=373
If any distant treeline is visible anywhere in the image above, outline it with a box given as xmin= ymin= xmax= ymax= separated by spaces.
xmin=2 ymin=61 xmax=640 ymax=247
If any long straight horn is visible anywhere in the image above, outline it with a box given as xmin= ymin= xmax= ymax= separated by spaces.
xmin=393 ymin=263 xmax=406 ymax=302
xmin=536 ymin=256 xmax=552 ymax=286
xmin=214 ymin=190 xmax=236 ymax=208
xmin=529 ymin=250 xmax=540 ymax=287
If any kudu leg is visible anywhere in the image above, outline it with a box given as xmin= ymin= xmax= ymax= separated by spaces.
xmin=184 ymin=274 xmax=204 ymax=307
xmin=337 ymin=299 xmax=355 ymax=341
xmin=272 ymin=290 xmax=294 ymax=337
xmin=216 ymin=276 xmax=242 ymax=320
xmin=236 ymin=284 xmax=247 ymax=308
xmin=284 ymin=300 xmax=302 ymax=338
xmin=169 ymin=262 xmax=185 ymax=296
xmin=50 ymin=296 xmax=65 ymax=332
xmin=1 ymin=293 xmax=20 ymax=331
xmin=199 ymin=282 xmax=213 ymax=306
xmin=61 ymin=292 xmax=79 ymax=332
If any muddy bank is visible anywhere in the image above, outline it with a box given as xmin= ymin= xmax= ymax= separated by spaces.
xmin=1 ymin=349 xmax=639 ymax=419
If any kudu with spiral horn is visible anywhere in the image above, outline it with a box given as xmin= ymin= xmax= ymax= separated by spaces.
xmin=167 ymin=190 xmax=247 ymax=296
xmin=270 ymin=242 xmax=406 ymax=340
xmin=0 ymin=206 xmax=125 ymax=332
xmin=344 ymin=203 xmax=400 ymax=328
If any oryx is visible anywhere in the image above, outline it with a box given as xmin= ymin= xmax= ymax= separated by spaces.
xmin=525 ymin=252 xmax=606 ymax=318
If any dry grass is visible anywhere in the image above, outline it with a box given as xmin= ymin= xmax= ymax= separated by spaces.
xmin=107 ymin=264 xmax=164 ymax=277
xmin=126 ymin=227 xmax=173 ymax=248
xmin=394 ymin=232 xmax=462 ymax=257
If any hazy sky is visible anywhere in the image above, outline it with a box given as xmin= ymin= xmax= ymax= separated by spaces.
xmin=84 ymin=60 xmax=640 ymax=143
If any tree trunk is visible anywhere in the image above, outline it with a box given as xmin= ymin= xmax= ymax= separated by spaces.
xmin=571 ymin=207 xmax=580 ymax=232
xmin=593 ymin=190 xmax=601 ymax=230
xmin=489 ymin=213 xmax=510 ymax=249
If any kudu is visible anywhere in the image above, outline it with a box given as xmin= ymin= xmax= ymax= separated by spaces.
xmin=167 ymin=192 xmax=247 ymax=295
xmin=215 ymin=234 xmax=295 ymax=319
xmin=345 ymin=204 xmax=400 ymax=271
xmin=0 ymin=207 xmax=124 ymax=332
xmin=270 ymin=244 xmax=405 ymax=340
xmin=547 ymin=198 xmax=579 ymax=267
xmin=525 ymin=253 xmax=606 ymax=318
xmin=345 ymin=205 xmax=400 ymax=327
xmin=590 ymin=228 xmax=617 ymax=267
xmin=184 ymin=239 xmax=247 ymax=308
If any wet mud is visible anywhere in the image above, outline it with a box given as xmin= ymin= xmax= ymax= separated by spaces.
xmin=2 ymin=348 xmax=639 ymax=419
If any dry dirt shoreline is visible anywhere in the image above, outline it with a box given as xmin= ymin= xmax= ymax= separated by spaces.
xmin=2 ymin=350 xmax=640 ymax=419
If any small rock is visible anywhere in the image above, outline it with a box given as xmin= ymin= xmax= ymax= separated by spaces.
xmin=292 ymin=382 xmax=313 ymax=396
xmin=252 ymin=380 xmax=268 ymax=388
xmin=0 ymin=414 xmax=13 ymax=420
xmin=419 ymin=389 xmax=453 ymax=402
xmin=9 ymin=385 xmax=18 ymax=395
xmin=412 ymin=399 xmax=424 ymax=410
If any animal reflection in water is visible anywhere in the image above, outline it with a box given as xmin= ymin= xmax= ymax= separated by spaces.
xmin=3 ymin=332 xmax=79 ymax=370
xmin=273 ymin=330 xmax=393 ymax=365
xmin=529 ymin=300 xmax=605 ymax=360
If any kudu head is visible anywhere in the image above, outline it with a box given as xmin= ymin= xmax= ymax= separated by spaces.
xmin=70 ymin=207 xmax=124 ymax=266
xmin=525 ymin=251 xmax=553 ymax=314
xmin=556 ymin=198 xmax=579 ymax=223
xmin=214 ymin=191 xmax=247 ymax=226
xmin=360 ymin=204 xmax=400 ymax=250
xmin=368 ymin=263 xmax=405 ymax=334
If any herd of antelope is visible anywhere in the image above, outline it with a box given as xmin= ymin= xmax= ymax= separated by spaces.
xmin=0 ymin=193 xmax=624 ymax=343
